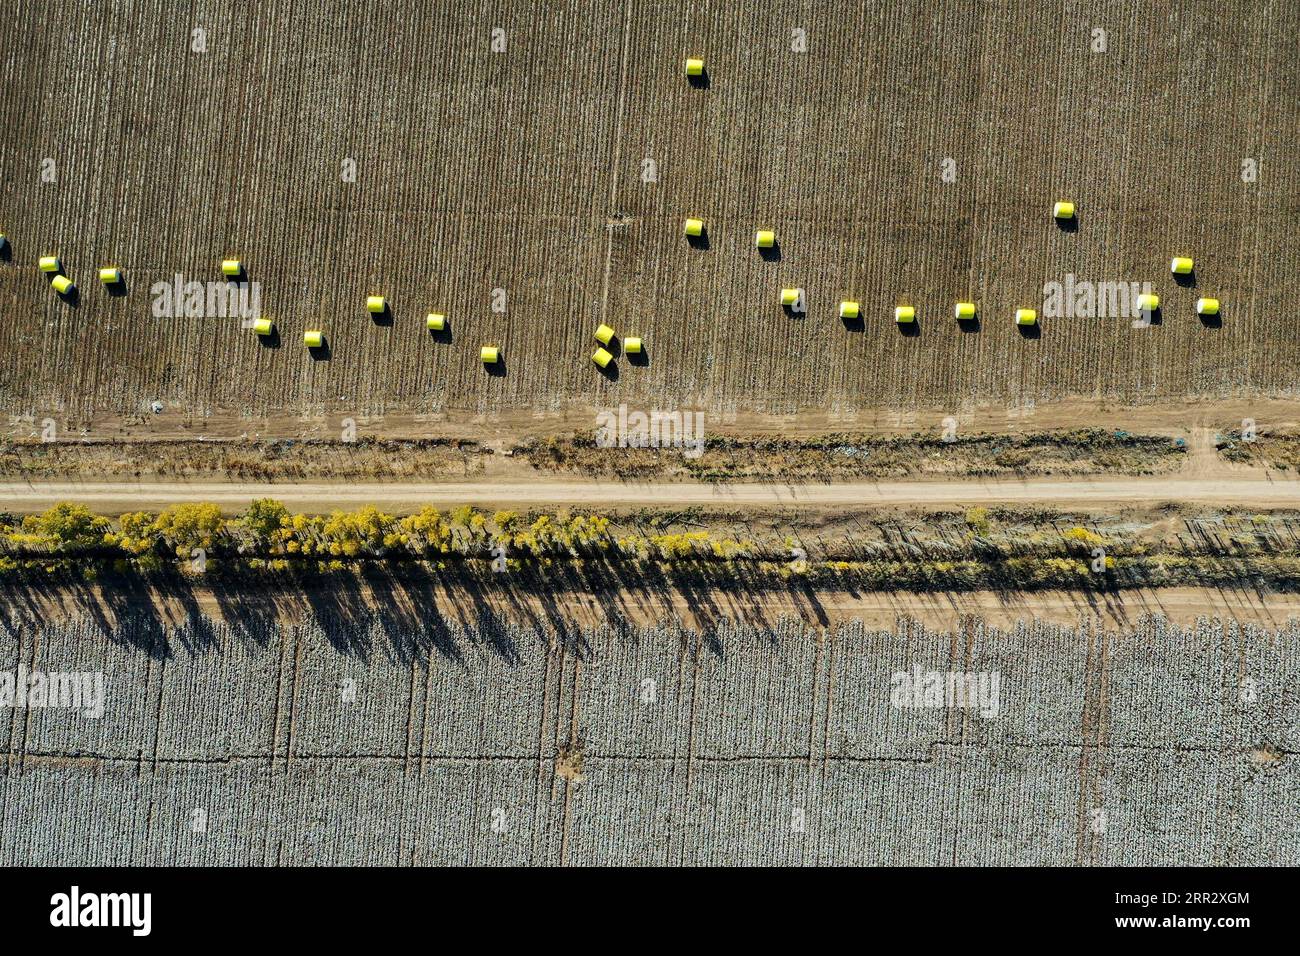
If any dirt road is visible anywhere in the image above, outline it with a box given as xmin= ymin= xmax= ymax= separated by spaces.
xmin=2 ymin=476 xmax=1298 ymax=514
xmin=25 ymin=577 xmax=1300 ymax=632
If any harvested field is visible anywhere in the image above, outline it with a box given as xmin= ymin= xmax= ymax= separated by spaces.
xmin=1 ymin=2 xmax=1297 ymax=431
xmin=1 ymin=612 xmax=1296 ymax=865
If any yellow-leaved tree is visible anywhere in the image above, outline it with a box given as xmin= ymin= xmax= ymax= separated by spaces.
xmin=153 ymin=502 xmax=226 ymax=559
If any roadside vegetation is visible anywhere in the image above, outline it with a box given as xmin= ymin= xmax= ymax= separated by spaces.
xmin=0 ymin=428 xmax=1186 ymax=484
xmin=0 ymin=436 xmax=484 ymax=481
xmin=1217 ymin=429 xmax=1300 ymax=469
xmin=3 ymin=500 xmax=1298 ymax=594
xmin=519 ymin=428 xmax=1186 ymax=481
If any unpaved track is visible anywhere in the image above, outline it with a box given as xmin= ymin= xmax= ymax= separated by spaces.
xmin=2 ymin=476 xmax=1299 ymax=513
xmin=22 ymin=579 xmax=1300 ymax=632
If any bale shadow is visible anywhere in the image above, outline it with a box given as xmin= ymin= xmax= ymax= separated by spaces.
xmin=1056 ymin=217 xmax=1078 ymax=233
xmin=1016 ymin=321 xmax=1041 ymax=339
xmin=596 ymin=359 xmax=620 ymax=381
xmin=957 ymin=314 xmax=981 ymax=333
xmin=0 ymin=240 xmax=11 ymax=261
xmin=429 ymin=324 xmax=452 ymax=344
xmin=1199 ymin=311 xmax=1223 ymax=329
xmin=308 ymin=337 xmax=331 ymax=360
xmin=627 ymin=347 xmax=649 ymax=367
xmin=758 ymin=240 xmax=781 ymax=262
xmin=1173 ymin=270 xmax=1196 ymax=288
xmin=105 ymin=276 xmax=129 ymax=297
xmin=686 ymin=229 xmax=710 ymax=250
xmin=897 ymin=317 xmax=920 ymax=337
xmin=688 ymin=69 xmax=710 ymax=89
xmin=604 ymin=334 xmax=621 ymax=357
xmin=371 ymin=303 xmax=393 ymax=326
xmin=840 ymin=313 xmax=864 ymax=332
xmin=259 ymin=326 xmax=282 ymax=349
xmin=486 ymin=354 xmax=507 ymax=377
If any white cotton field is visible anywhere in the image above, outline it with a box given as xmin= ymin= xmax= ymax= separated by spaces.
xmin=1 ymin=613 xmax=1296 ymax=865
